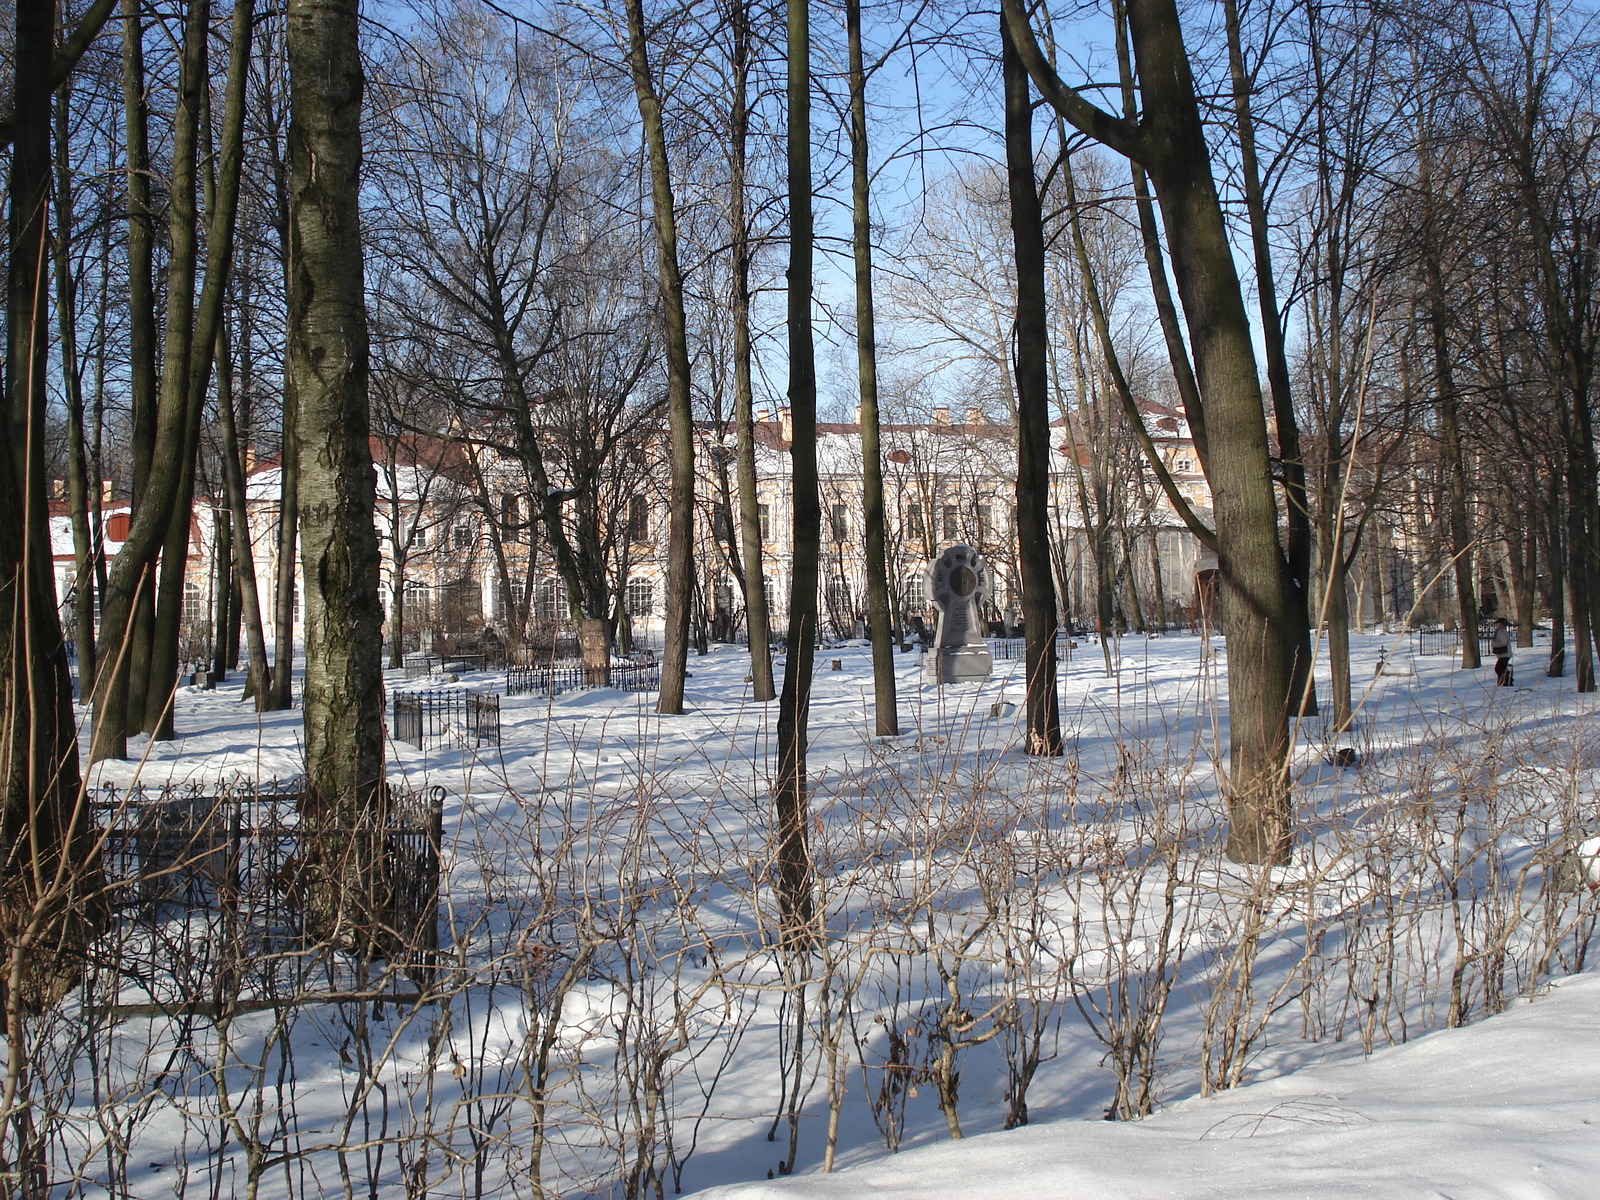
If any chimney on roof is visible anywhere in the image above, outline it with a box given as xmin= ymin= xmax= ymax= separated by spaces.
xmin=101 ymin=479 xmax=113 ymax=503
xmin=932 ymin=407 xmax=950 ymax=427
xmin=244 ymin=445 xmax=258 ymax=472
xmin=50 ymin=478 xmax=65 ymax=501
xmin=965 ymin=406 xmax=984 ymax=426
xmin=779 ymin=406 xmax=793 ymax=443
xmin=854 ymin=404 xmax=862 ymax=426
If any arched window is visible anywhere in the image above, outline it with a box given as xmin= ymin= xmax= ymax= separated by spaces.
xmin=626 ymin=576 xmax=655 ymax=617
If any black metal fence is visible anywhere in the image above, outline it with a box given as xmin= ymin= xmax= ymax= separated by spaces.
xmin=90 ymin=779 xmax=444 ymax=990
xmin=392 ymin=689 xmax=502 ymax=749
xmin=505 ymin=658 xmax=661 ymax=698
xmin=1414 ymin=628 xmax=1453 ymax=656
xmin=403 ymin=653 xmax=442 ymax=678
xmin=987 ymin=631 xmax=1075 ymax=662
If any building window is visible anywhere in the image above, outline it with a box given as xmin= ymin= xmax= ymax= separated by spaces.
xmin=942 ymin=504 xmax=959 ymax=540
xmin=412 ymin=524 xmax=427 ymax=550
xmin=907 ymin=503 xmax=925 ymax=541
xmin=626 ymin=576 xmax=655 ymax=617
xmin=500 ymin=493 xmax=520 ymax=540
xmin=502 ymin=575 xmax=524 ymax=620
xmin=977 ymin=504 xmax=992 ymax=542
xmin=903 ymin=574 xmax=927 ymax=610
xmin=1175 ymin=456 xmax=1193 ymax=473
xmin=628 ymin=496 xmax=649 ymax=543
xmin=758 ymin=502 xmax=771 ymax=541
xmin=404 ymin=580 xmax=431 ymax=624
xmin=452 ymin=523 xmax=473 ymax=552
xmin=832 ymin=503 xmax=849 ymax=541
xmin=534 ymin=578 xmax=564 ymax=623
xmin=182 ymin=580 xmax=206 ymax=633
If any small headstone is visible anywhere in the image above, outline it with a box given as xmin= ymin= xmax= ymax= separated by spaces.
xmin=1329 ymin=747 xmax=1359 ymax=768
xmin=990 ymin=700 xmax=1015 ymax=718
xmin=580 ymin=618 xmax=610 ymax=687
xmin=831 ymin=659 xmax=842 ymax=671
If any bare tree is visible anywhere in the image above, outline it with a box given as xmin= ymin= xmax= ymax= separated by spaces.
xmin=1005 ymin=0 xmax=1299 ymax=863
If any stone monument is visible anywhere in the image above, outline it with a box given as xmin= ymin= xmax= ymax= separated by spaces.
xmin=925 ymin=544 xmax=993 ymax=685
xmin=580 ymin=618 xmax=611 ymax=687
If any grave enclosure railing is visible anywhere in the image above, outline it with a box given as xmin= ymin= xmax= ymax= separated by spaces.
xmin=89 ymin=779 xmax=444 ymax=993
xmin=505 ymin=658 xmax=661 ymax=698
xmin=986 ymin=631 xmax=1073 ymax=662
xmin=392 ymin=689 xmax=502 ymax=749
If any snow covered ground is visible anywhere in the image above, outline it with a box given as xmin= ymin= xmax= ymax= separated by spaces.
xmin=53 ymin=629 xmax=1600 ymax=1198
xmin=694 ymin=971 xmax=1600 ymax=1200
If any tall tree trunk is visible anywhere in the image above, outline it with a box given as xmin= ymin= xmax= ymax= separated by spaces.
xmin=775 ymin=0 xmax=819 ymax=939
xmin=1005 ymin=0 xmax=1297 ymax=863
xmin=211 ymin=490 xmax=233 ymax=681
xmin=144 ymin=0 xmax=252 ymax=739
xmin=1544 ymin=468 xmax=1567 ymax=676
xmin=117 ymin=0 xmax=156 ymax=748
xmin=848 ymin=0 xmax=898 ymax=738
xmin=92 ymin=0 xmax=211 ymax=759
xmin=1559 ymin=391 xmax=1594 ymax=690
xmin=1222 ymin=0 xmax=1315 ymax=715
xmin=53 ymin=78 xmax=97 ymax=701
xmin=214 ymin=308 xmax=273 ymax=703
xmin=267 ymin=30 xmax=299 ymax=714
xmin=624 ymin=0 xmax=694 ymax=716
xmin=726 ymin=0 xmax=774 ymax=702
xmin=2 ymin=0 xmax=107 ymax=1015
xmin=1002 ymin=16 xmax=1061 ymax=755
xmin=286 ymin=0 xmax=387 ymax=946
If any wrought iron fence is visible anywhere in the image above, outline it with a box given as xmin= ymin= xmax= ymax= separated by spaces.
xmin=505 ymin=658 xmax=662 ymax=698
xmin=986 ymin=631 xmax=1074 ymax=662
xmin=90 ymin=778 xmax=444 ymax=990
xmin=1414 ymin=628 xmax=1453 ymax=656
xmin=403 ymin=653 xmax=442 ymax=679
xmin=392 ymin=689 xmax=502 ymax=749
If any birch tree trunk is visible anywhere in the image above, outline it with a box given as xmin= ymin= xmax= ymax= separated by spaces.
xmin=286 ymin=0 xmax=388 ymax=944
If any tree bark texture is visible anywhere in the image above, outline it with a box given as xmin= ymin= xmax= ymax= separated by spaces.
xmin=52 ymin=79 xmax=98 ymax=702
xmin=1004 ymin=0 xmax=1296 ymax=862
xmin=624 ymin=0 xmax=695 ymax=716
xmin=286 ymin=0 xmax=388 ymax=943
xmin=727 ymin=0 xmax=775 ymax=702
xmin=91 ymin=0 xmax=210 ymax=758
xmin=775 ymin=0 xmax=819 ymax=938
xmin=848 ymin=0 xmax=899 ymax=738
xmin=1002 ymin=17 xmax=1061 ymax=755
xmin=2 ymin=0 xmax=100 ymax=1013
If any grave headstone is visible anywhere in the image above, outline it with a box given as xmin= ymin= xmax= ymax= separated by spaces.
xmin=580 ymin=618 xmax=611 ymax=687
xmin=925 ymin=544 xmax=994 ymax=685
